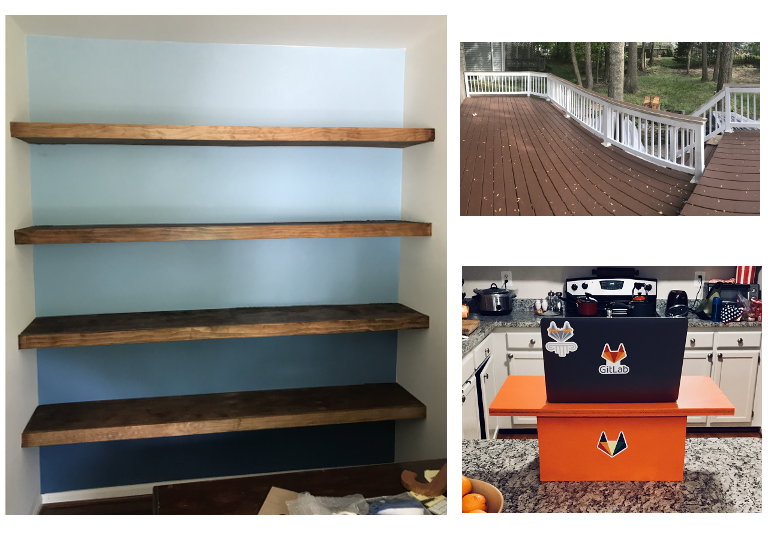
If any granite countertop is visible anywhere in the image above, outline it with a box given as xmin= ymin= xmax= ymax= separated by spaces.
xmin=462 ymin=299 xmax=762 ymax=356
xmin=462 ymin=438 xmax=761 ymax=513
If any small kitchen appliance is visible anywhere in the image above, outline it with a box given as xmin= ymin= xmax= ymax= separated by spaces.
xmin=665 ymin=290 xmax=689 ymax=317
xmin=705 ymin=282 xmax=759 ymax=303
xmin=473 ymin=283 xmax=514 ymax=314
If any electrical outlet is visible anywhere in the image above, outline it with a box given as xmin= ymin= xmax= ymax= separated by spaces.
xmin=501 ymin=271 xmax=512 ymax=287
xmin=694 ymin=271 xmax=706 ymax=288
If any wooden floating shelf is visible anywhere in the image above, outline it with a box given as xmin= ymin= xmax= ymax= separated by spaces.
xmin=15 ymin=220 xmax=432 ymax=244
xmin=21 ymin=383 xmax=426 ymax=447
xmin=10 ymin=122 xmax=435 ymax=148
xmin=19 ymin=303 xmax=429 ymax=349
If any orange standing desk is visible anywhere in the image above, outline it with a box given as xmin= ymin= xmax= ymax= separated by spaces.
xmin=489 ymin=376 xmax=734 ymax=481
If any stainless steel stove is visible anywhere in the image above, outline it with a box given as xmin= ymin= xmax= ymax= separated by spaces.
xmin=564 ymin=274 xmax=659 ymax=318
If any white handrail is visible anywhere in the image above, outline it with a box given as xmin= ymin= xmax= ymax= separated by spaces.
xmin=464 ymin=71 xmax=706 ymax=181
xmin=691 ymin=88 xmax=727 ymax=117
xmin=690 ymin=84 xmax=760 ymax=143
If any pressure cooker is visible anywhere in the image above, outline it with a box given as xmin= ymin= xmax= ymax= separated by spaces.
xmin=473 ymin=283 xmax=514 ymax=314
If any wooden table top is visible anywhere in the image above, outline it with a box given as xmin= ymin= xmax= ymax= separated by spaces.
xmin=489 ymin=376 xmax=734 ymax=418
xmin=153 ymin=459 xmax=446 ymax=514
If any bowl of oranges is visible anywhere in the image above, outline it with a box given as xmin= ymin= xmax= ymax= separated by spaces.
xmin=462 ymin=475 xmax=503 ymax=513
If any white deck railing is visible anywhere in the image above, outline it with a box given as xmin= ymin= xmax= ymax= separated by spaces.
xmin=691 ymin=84 xmax=760 ymax=143
xmin=465 ymin=71 xmax=708 ymax=181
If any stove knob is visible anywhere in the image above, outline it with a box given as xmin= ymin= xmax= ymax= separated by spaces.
xmin=582 ymin=283 xmax=588 ymax=289
xmin=645 ymin=284 xmax=652 ymax=291
xmin=571 ymin=284 xmax=578 ymax=291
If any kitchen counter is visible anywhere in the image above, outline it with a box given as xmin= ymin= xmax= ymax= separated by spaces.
xmin=462 ymin=299 xmax=762 ymax=356
xmin=462 ymin=438 xmax=761 ymax=513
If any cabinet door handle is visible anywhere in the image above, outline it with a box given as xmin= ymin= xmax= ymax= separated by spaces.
xmin=483 ymin=373 xmax=489 ymax=381
xmin=737 ymin=338 xmax=743 ymax=346
xmin=507 ymin=352 xmax=514 ymax=359
xmin=485 ymin=348 xmax=491 ymax=355
xmin=707 ymin=353 xmax=713 ymax=362
xmin=530 ymin=339 xmax=536 ymax=345
xmin=717 ymin=353 xmax=723 ymax=361
xmin=689 ymin=338 xmax=696 ymax=346
xmin=462 ymin=395 xmax=466 ymax=404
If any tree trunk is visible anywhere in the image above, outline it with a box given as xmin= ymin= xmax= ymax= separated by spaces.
xmin=649 ymin=42 xmax=655 ymax=66
xmin=608 ymin=42 xmax=624 ymax=101
xmin=603 ymin=44 xmax=609 ymax=82
xmin=686 ymin=43 xmax=692 ymax=75
xmin=625 ymin=42 xmax=638 ymax=93
xmin=716 ymin=42 xmax=735 ymax=92
xmin=585 ymin=42 xmax=593 ymax=90
xmin=571 ymin=41 xmax=581 ymax=85
xmin=640 ymin=42 xmax=646 ymax=71
xmin=701 ymin=42 xmax=708 ymax=81
xmin=713 ymin=42 xmax=722 ymax=83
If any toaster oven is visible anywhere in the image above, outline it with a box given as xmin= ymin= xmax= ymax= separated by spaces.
xmin=705 ymin=283 xmax=759 ymax=303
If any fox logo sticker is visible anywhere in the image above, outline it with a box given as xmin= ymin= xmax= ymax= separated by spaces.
xmin=597 ymin=431 xmax=628 ymax=458
xmin=599 ymin=343 xmax=630 ymax=374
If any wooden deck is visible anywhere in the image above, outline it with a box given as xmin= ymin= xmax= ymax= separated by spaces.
xmin=460 ymin=96 xmax=699 ymax=216
xmin=680 ymin=131 xmax=760 ymax=216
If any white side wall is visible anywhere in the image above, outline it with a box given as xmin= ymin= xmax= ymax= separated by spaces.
xmin=5 ymin=17 xmax=41 ymax=515
xmin=395 ymin=20 xmax=447 ymax=462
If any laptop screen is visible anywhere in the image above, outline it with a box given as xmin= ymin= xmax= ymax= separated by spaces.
xmin=540 ymin=317 xmax=688 ymax=403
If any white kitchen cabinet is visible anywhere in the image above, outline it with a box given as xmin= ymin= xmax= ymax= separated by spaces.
xmin=682 ymin=331 xmax=715 ymax=425
xmin=486 ymin=329 xmax=552 ymax=427
xmin=480 ymin=350 xmax=498 ymax=439
xmin=705 ymin=329 xmax=761 ymax=426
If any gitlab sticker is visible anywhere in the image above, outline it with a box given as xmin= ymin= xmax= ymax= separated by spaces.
xmin=597 ymin=431 xmax=628 ymax=458
xmin=599 ymin=343 xmax=630 ymax=374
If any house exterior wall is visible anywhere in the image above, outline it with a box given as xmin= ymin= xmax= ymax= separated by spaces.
xmin=460 ymin=42 xmax=466 ymax=103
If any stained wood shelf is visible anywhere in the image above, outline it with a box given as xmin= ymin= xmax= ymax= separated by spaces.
xmin=14 ymin=220 xmax=432 ymax=244
xmin=21 ymin=382 xmax=427 ymax=447
xmin=10 ymin=122 xmax=435 ymax=148
xmin=18 ymin=303 xmax=429 ymax=349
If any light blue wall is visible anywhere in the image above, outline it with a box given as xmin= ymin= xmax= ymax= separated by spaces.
xmin=27 ymin=36 xmax=407 ymax=492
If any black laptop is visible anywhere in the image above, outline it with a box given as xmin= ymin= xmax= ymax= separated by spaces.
xmin=540 ymin=317 xmax=687 ymax=403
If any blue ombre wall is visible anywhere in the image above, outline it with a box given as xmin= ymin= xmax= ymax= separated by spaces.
xmin=27 ymin=36 xmax=407 ymax=493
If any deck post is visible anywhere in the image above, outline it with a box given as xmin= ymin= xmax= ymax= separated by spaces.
xmin=724 ymin=87 xmax=733 ymax=133
xmin=464 ymin=73 xmax=470 ymax=99
xmin=692 ymin=123 xmax=705 ymax=183
xmin=545 ymin=74 xmax=551 ymax=102
xmin=601 ymin=103 xmax=612 ymax=147
xmin=527 ymin=73 xmax=531 ymax=96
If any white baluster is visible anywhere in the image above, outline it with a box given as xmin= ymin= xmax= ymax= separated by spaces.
xmin=601 ymin=104 xmax=612 ymax=146
xmin=693 ymin=123 xmax=704 ymax=182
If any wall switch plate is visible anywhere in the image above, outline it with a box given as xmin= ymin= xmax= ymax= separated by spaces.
xmin=501 ymin=271 xmax=512 ymax=287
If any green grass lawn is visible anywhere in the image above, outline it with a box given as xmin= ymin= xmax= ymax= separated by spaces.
xmin=545 ymin=57 xmax=760 ymax=114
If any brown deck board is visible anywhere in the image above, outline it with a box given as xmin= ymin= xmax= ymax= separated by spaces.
xmin=681 ymin=130 xmax=760 ymax=215
xmin=460 ymin=96 xmax=696 ymax=215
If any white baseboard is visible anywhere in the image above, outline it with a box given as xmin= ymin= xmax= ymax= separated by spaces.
xmin=30 ymin=493 xmax=43 ymax=515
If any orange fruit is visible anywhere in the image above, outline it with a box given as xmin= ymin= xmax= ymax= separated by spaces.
xmin=461 ymin=475 xmax=472 ymax=497
xmin=462 ymin=493 xmax=487 ymax=513
xmin=470 ymin=510 xmax=486 ymax=513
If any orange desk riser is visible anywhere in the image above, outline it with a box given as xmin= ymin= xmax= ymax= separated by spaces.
xmin=489 ymin=376 xmax=734 ymax=482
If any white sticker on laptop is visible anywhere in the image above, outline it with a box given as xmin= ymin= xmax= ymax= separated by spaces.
xmin=545 ymin=321 xmax=578 ymax=357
